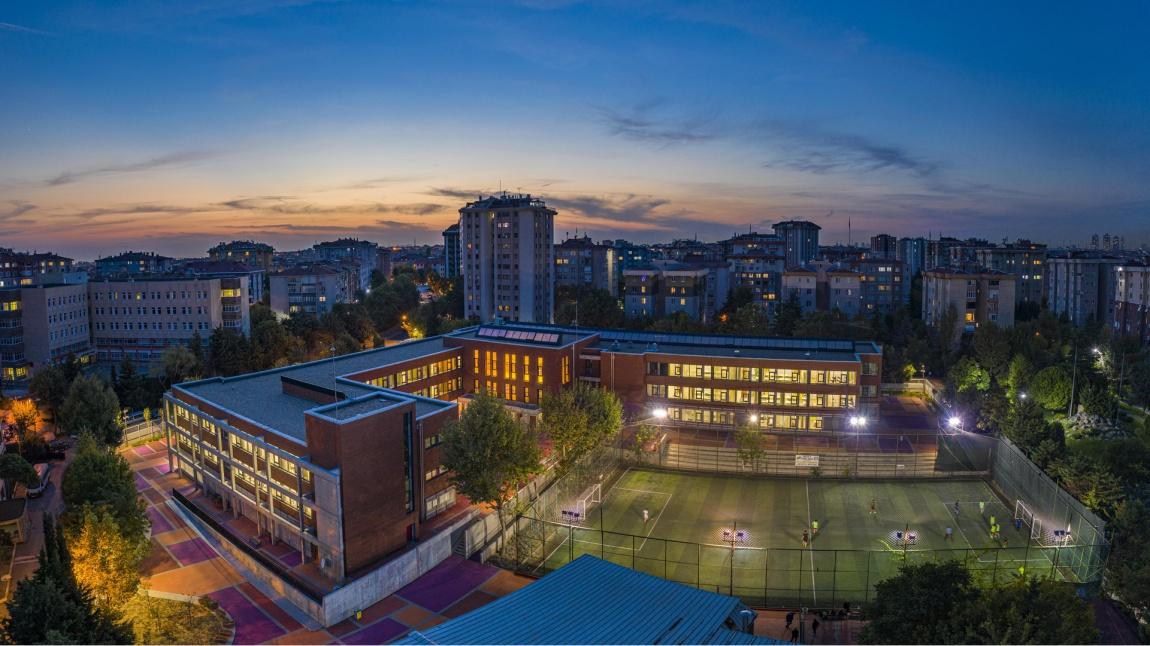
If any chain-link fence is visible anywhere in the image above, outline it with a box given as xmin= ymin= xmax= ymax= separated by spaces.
xmin=625 ymin=427 xmax=993 ymax=479
xmin=989 ymin=437 xmax=1108 ymax=584
xmin=492 ymin=431 xmax=1108 ymax=606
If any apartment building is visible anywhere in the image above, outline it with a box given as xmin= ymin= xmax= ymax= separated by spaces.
xmin=728 ymin=253 xmax=785 ymax=313
xmin=0 ymin=249 xmax=74 ymax=288
xmin=182 ymin=260 xmax=266 ymax=306
xmin=89 ymin=276 xmax=250 ymax=364
xmin=460 ymin=194 xmax=555 ymax=324
xmin=972 ymin=240 xmax=1047 ymax=306
xmin=1114 ymin=264 xmax=1150 ymax=344
xmin=269 ymin=265 xmax=351 ymax=317
xmin=312 ymin=239 xmax=378 ymax=294
xmin=1 ymin=267 xmax=93 ymax=387
xmin=94 ymin=251 xmax=174 ymax=277
xmin=772 ymin=220 xmax=821 ymax=269
xmin=869 ymin=234 xmax=898 ymax=260
xmin=554 ymin=236 xmax=617 ymax=296
xmin=923 ymin=269 xmax=1016 ymax=342
xmin=1046 ymin=252 xmax=1124 ymax=326
xmin=623 ymin=268 xmax=660 ymax=319
xmin=441 ymin=224 xmax=461 ymax=279
xmin=622 ymin=261 xmax=727 ymax=323
xmin=208 ymin=240 xmax=275 ymax=272
xmin=898 ymin=237 xmax=928 ymax=280
xmin=851 ymin=258 xmax=905 ymax=311
xmin=781 ymin=267 xmax=819 ymax=312
xmin=719 ymin=232 xmax=785 ymax=257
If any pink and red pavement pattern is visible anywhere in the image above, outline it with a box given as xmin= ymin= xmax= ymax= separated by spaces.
xmin=124 ymin=439 xmax=534 ymax=644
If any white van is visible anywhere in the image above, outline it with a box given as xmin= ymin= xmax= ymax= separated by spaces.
xmin=27 ymin=463 xmax=51 ymax=498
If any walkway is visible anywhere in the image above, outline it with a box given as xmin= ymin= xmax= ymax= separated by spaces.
xmin=124 ymin=440 xmax=532 ymax=644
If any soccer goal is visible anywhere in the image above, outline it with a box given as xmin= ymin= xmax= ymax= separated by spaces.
xmin=1015 ymin=500 xmax=1038 ymax=539
xmin=559 ymin=483 xmax=602 ymax=523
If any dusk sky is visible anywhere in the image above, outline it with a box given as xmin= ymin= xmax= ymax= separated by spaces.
xmin=2 ymin=1 xmax=1148 ymax=259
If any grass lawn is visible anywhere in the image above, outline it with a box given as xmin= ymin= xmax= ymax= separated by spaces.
xmin=531 ymin=469 xmax=1069 ymax=607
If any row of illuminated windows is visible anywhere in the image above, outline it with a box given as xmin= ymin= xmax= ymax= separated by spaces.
xmin=426 ymin=487 xmax=456 ymax=519
xmin=475 ymin=349 xmax=546 ymax=384
xmin=408 ymin=378 xmax=462 ymax=400
xmin=425 ymin=464 xmax=448 ymax=481
xmin=648 ymin=384 xmax=857 ymax=409
xmin=168 ymin=401 xmax=311 ymax=484
xmin=648 ymin=363 xmax=859 ymax=385
xmin=94 ymin=290 xmax=210 ymax=301
xmin=368 ymin=356 xmax=462 ymax=388
xmin=476 ymin=379 xmax=546 ymax=405
xmin=667 ymin=406 xmax=824 ymax=430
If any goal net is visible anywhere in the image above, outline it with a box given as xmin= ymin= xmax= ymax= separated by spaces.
xmin=1015 ymin=499 xmax=1040 ymax=541
xmin=559 ymin=483 xmax=601 ymax=523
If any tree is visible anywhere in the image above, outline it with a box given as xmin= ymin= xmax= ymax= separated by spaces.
xmin=1106 ymin=500 xmax=1150 ymax=622
xmin=734 ymin=424 xmax=764 ymax=471
xmin=207 ymin=327 xmax=251 ymax=376
xmin=28 ymin=360 xmax=75 ymax=415
xmin=973 ymin=323 xmax=1012 ymax=382
xmin=62 ymin=434 xmax=149 ymax=544
xmin=1053 ymin=453 xmax=1126 ymax=519
xmin=441 ymin=394 xmax=541 ymax=545
xmin=67 ymin=505 xmax=146 ymax=614
xmin=540 ymin=383 xmax=622 ymax=469
xmin=1 ymin=515 xmax=134 ymax=645
xmin=860 ymin=561 xmax=978 ymax=644
xmin=972 ymin=578 xmax=1098 ymax=644
xmin=157 ymin=345 xmax=202 ymax=387
xmin=114 ymin=356 xmax=147 ymax=412
xmin=1030 ymin=366 xmax=1072 ymax=412
xmin=3 ymin=398 xmax=41 ymax=451
xmin=1005 ymin=354 xmax=1034 ymax=399
xmin=58 ymin=374 xmax=122 ymax=445
xmin=0 ymin=453 xmax=38 ymax=500
xmin=631 ymin=424 xmax=655 ymax=462
xmin=1002 ymin=399 xmax=1058 ymax=454
xmin=720 ymin=303 xmax=771 ymax=336
xmin=948 ymin=357 xmax=990 ymax=395
xmin=772 ymin=292 xmax=803 ymax=336
xmin=1077 ymin=382 xmax=1114 ymax=417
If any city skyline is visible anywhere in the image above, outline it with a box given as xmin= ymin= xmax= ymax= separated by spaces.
xmin=2 ymin=1 xmax=1149 ymax=258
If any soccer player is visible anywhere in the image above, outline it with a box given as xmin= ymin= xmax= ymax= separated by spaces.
xmin=642 ymin=509 xmax=649 ymax=525
xmin=811 ymin=519 xmax=820 ymax=536
xmin=869 ymin=498 xmax=877 ymax=515
xmin=979 ymin=501 xmax=986 ymax=515
xmin=785 ymin=612 xmax=794 ymax=629
xmin=945 ymin=526 xmax=954 ymax=541
xmin=801 ymin=529 xmax=810 ymax=547
xmin=954 ymin=500 xmax=961 ymax=514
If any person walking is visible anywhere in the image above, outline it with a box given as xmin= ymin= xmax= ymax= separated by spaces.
xmin=785 ymin=611 xmax=794 ymax=629
xmin=811 ymin=617 xmax=820 ymax=638
xmin=979 ymin=500 xmax=986 ymax=515
xmin=642 ymin=509 xmax=649 ymax=525
xmin=869 ymin=498 xmax=877 ymax=515
xmin=945 ymin=526 xmax=954 ymax=541
xmin=790 ymin=627 xmax=799 ymax=643
xmin=811 ymin=519 xmax=819 ymax=537
xmin=801 ymin=529 xmax=810 ymax=547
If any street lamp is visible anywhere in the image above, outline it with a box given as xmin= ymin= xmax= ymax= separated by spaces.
xmin=849 ymin=415 xmax=868 ymax=429
xmin=651 ymin=407 xmax=668 ymax=420
xmin=748 ymin=413 xmax=759 ymax=424
xmin=947 ymin=415 xmax=963 ymax=430
xmin=1018 ymin=392 xmax=1027 ymax=401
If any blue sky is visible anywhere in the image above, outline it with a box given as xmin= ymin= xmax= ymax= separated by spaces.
xmin=1 ymin=0 xmax=1148 ymax=258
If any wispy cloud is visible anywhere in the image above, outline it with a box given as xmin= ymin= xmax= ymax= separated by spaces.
xmin=596 ymin=100 xmax=717 ymax=148
xmin=217 ymin=196 xmax=447 ymax=216
xmin=755 ymin=121 xmax=940 ymax=178
xmin=548 ymin=194 xmax=671 ymax=222
xmin=425 ymin=187 xmax=488 ymax=201
xmin=46 ymin=150 xmax=219 ymax=186
xmin=0 ymin=22 xmax=51 ymax=36
xmin=0 ymin=200 xmax=37 ymax=221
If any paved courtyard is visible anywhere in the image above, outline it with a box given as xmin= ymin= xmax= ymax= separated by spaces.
xmin=124 ymin=440 xmax=532 ymax=644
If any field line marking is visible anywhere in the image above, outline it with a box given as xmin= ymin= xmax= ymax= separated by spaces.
xmin=805 ymin=480 xmax=817 ymax=605
xmin=942 ymin=502 xmax=979 ymax=551
xmin=539 ymin=530 xmax=570 ymax=573
xmin=638 ymin=491 xmax=674 ymax=551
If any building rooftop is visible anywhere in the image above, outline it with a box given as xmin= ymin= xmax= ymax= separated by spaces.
xmin=398 ymin=555 xmax=781 ymax=645
xmin=176 ymin=337 xmax=456 ymax=444
xmin=460 ymin=193 xmax=552 ymax=211
xmin=97 ymin=251 xmax=172 ymax=262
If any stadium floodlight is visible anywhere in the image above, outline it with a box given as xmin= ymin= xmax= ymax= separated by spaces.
xmin=651 ymin=408 xmax=668 ymax=420
xmin=947 ymin=415 xmax=962 ymax=429
xmin=748 ymin=413 xmax=759 ymax=423
xmin=849 ymin=415 xmax=867 ymax=428
xmin=1018 ymin=392 xmax=1027 ymax=400
xmin=1092 ymin=347 xmax=1101 ymax=355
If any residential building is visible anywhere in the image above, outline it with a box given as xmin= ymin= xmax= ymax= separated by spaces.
xmin=554 ymin=236 xmax=617 ymax=296
xmin=376 ymin=247 xmax=393 ymax=280
xmin=611 ymin=240 xmax=655 ymax=273
xmin=826 ymin=266 xmax=863 ymax=317
xmin=851 ymin=258 xmax=905 ymax=312
xmin=728 ymin=253 xmax=786 ymax=313
xmin=622 ymin=268 xmax=660 ymax=319
xmin=94 ymin=251 xmax=174 ymax=277
xmin=869 ymin=234 xmax=898 ymax=260
xmin=270 ymin=265 xmax=351 ymax=317
xmin=312 ymin=239 xmax=378 ymax=294
xmin=772 ymin=220 xmax=821 ymax=268
xmin=622 ymin=261 xmax=727 ymax=323
xmin=926 ymin=237 xmax=963 ymax=270
xmin=182 ymin=260 xmax=266 ymax=306
xmin=208 ymin=240 xmax=275 ymax=272
xmin=972 ymin=240 xmax=1047 ymax=306
xmin=1 ymin=278 xmax=95 ymax=387
xmin=441 ymin=223 xmax=461 ymax=279
xmin=0 ymin=249 xmax=74 ymax=288
xmin=923 ymin=269 xmax=1016 ymax=342
xmin=897 ymin=237 xmax=928 ymax=281
xmin=1046 ymin=252 xmax=1124 ymax=326
xmin=89 ymin=276 xmax=250 ymax=365
xmin=1114 ymin=264 xmax=1150 ymax=344
xmin=781 ymin=267 xmax=819 ymax=312
xmin=460 ymin=194 xmax=555 ymax=324
xmin=719 ymin=231 xmax=785 ymax=257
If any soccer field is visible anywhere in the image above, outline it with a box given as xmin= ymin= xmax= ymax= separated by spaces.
xmin=532 ymin=468 xmax=1062 ymax=607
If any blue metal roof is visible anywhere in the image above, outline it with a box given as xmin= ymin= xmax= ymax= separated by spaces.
xmin=396 ymin=556 xmax=783 ymax=645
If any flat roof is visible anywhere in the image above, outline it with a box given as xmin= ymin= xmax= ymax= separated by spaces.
xmin=176 ymin=337 xmax=455 ymax=442
xmin=398 ymin=555 xmax=782 ymax=645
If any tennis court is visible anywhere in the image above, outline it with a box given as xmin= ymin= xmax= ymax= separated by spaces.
xmin=528 ymin=468 xmax=1075 ymax=607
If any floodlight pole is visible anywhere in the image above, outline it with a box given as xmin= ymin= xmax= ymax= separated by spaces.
xmin=903 ymin=522 xmax=910 ymax=560
xmin=729 ymin=520 xmax=737 ymax=596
